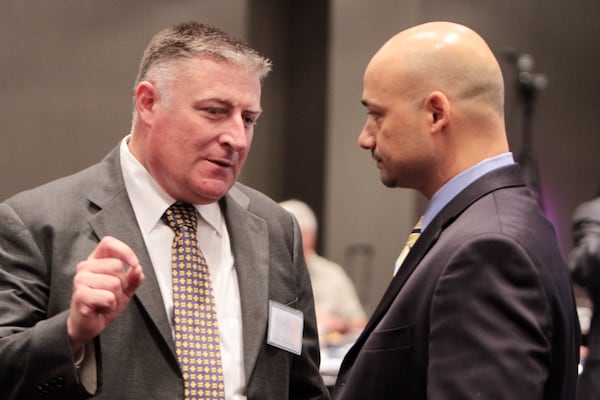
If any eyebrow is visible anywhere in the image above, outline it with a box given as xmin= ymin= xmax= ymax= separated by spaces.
xmin=205 ymin=98 xmax=262 ymax=114
xmin=361 ymin=99 xmax=380 ymax=110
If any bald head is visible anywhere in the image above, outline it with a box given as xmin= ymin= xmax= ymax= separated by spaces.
xmin=370 ymin=21 xmax=504 ymax=118
xmin=359 ymin=22 xmax=510 ymax=197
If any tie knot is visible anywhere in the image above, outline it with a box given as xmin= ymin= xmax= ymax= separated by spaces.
xmin=162 ymin=202 xmax=198 ymax=232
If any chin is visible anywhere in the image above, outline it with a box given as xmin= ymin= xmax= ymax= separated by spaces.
xmin=191 ymin=181 xmax=233 ymax=203
xmin=379 ymin=173 xmax=397 ymax=188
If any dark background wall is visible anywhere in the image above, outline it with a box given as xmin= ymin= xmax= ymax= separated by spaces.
xmin=1 ymin=0 xmax=598 ymax=312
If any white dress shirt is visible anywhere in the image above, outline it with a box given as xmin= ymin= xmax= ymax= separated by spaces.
xmin=119 ymin=136 xmax=246 ymax=399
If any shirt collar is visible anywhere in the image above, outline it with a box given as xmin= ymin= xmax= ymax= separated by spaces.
xmin=422 ymin=152 xmax=514 ymax=231
xmin=119 ymin=136 xmax=223 ymax=236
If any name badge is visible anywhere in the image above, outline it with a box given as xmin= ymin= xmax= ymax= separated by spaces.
xmin=267 ymin=300 xmax=303 ymax=355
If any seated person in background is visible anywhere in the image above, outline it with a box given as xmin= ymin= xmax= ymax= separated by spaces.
xmin=279 ymin=199 xmax=367 ymax=343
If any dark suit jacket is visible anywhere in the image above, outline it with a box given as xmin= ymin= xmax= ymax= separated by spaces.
xmin=333 ymin=165 xmax=580 ymax=399
xmin=569 ymin=196 xmax=600 ymax=400
xmin=0 ymin=147 xmax=329 ymax=400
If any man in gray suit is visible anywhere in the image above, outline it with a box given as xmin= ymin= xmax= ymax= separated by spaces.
xmin=0 ymin=22 xmax=329 ymax=400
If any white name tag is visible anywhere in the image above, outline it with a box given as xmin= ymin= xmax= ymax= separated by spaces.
xmin=267 ymin=300 xmax=303 ymax=355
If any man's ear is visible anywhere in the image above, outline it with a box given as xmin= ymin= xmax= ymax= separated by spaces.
xmin=135 ymin=81 xmax=159 ymax=124
xmin=426 ymin=91 xmax=450 ymax=131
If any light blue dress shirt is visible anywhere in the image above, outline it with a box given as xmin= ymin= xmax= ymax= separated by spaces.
xmin=422 ymin=153 xmax=515 ymax=232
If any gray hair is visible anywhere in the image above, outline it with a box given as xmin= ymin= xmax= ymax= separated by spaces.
xmin=134 ymin=21 xmax=272 ymax=89
xmin=131 ymin=22 xmax=272 ymax=115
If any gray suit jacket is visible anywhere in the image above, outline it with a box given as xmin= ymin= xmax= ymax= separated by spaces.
xmin=0 ymin=147 xmax=329 ymax=400
xmin=333 ymin=165 xmax=580 ymax=399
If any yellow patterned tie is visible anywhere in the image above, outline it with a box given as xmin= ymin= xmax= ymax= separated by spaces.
xmin=162 ymin=202 xmax=225 ymax=400
xmin=394 ymin=216 xmax=423 ymax=275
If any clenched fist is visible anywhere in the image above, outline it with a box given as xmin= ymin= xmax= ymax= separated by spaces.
xmin=67 ymin=236 xmax=145 ymax=354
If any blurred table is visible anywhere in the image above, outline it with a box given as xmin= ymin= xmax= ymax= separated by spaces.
xmin=319 ymin=331 xmax=359 ymax=388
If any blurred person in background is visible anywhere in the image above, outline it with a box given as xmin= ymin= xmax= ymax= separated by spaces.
xmin=569 ymin=193 xmax=600 ymax=400
xmin=279 ymin=199 xmax=366 ymax=343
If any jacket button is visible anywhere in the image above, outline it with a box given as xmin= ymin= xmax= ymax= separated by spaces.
xmin=36 ymin=384 xmax=50 ymax=394
xmin=52 ymin=377 xmax=65 ymax=389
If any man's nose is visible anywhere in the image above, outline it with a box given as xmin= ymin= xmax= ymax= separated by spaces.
xmin=358 ymin=121 xmax=374 ymax=149
xmin=221 ymin=115 xmax=250 ymax=151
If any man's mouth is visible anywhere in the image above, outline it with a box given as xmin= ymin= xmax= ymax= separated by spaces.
xmin=372 ymin=152 xmax=382 ymax=165
xmin=209 ymin=158 xmax=233 ymax=168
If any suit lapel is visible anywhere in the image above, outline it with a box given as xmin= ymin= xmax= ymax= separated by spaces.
xmin=221 ymin=186 xmax=269 ymax=380
xmin=340 ymin=216 xmax=442 ymax=369
xmin=85 ymin=149 xmax=178 ymax=364
xmin=340 ymin=164 xmax=526 ymax=372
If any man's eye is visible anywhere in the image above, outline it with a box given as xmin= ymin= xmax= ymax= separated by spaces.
xmin=243 ymin=112 xmax=261 ymax=127
xmin=206 ymin=108 xmax=223 ymax=116
xmin=367 ymin=111 xmax=384 ymax=123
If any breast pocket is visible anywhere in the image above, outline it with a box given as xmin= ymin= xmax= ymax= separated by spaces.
xmin=363 ymin=325 xmax=414 ymax=351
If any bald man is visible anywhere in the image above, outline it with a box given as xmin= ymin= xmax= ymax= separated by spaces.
xmin=332 ymin=22 xmax=580 ymax=399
